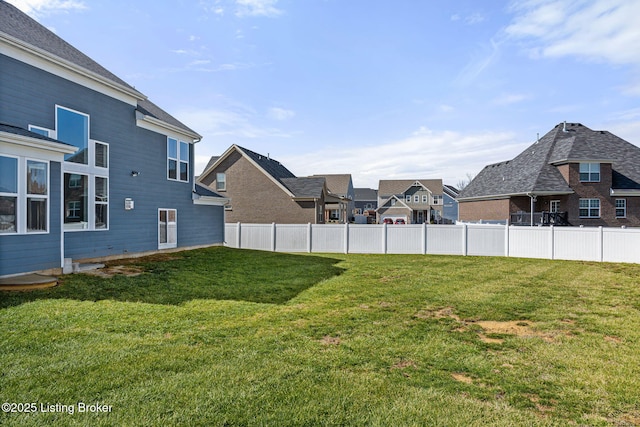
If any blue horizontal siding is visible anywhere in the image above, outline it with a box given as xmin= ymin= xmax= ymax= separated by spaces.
xmin=1 ymin=54 xmax=224 ymax=270
xmin=0 ymin=162 xmax=62 ymax=276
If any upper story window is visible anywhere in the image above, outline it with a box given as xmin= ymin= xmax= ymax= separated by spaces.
xmin=433 ymin=195 xmax=443 ymax=205
xmin=405 ymin=195 xmax=411 ymax=202
xmin=579 ymin=162 xmax=600 ymax=182
xmin=57 ymin=106 xmax=89 ymax=164
xmin=168 ymin=138 xmax=189 ymax=182
xmin=414 ymin=195 xmax=419 ymax=203
xmin=216 ymin=173 xmax=226 ymax=191
xmin=422 ymin=195 xmax=428 ymax=203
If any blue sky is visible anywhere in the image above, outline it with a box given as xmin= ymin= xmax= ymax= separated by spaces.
xmin=9 ymin=0 xmax=640 ymax=188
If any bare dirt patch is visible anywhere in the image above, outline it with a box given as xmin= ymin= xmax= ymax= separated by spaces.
xmin=84 ymin=265 xmax=145 ymax=278
xmin=452 ymin=373 xmax=473 ymax=384
xmin=391 ymin=360 xmax=417 ymax=370
xmin=415 ymin=307 xmax=560 ymax=343
xmin=320 ymin=336 xmax=341 ymax=346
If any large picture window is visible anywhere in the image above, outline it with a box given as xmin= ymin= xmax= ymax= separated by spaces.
xmin=51 ymin=105 xmax=110 ymax=231
xmin=168 ymin=138 xmax=189 ymax=182
xmin=57 ymin=106 xmax=89 ymax=164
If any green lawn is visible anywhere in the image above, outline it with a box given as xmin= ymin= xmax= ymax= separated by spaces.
xmin=1 ymin=247 xmax=640 ymax=426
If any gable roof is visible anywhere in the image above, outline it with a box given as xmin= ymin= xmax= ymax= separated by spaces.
xmin=199 ymin=145 xmax=325 ymax=199
xmin=378 ymin=179 xmax=443 ymax=197
xmin=311 ymin=174 xmax=352 ymax=196
xmin=376 ymin=195 xmax=411 ymax=212
xmin=0 ymin=0 xmax=199 ymax=138
xmin=458 ymin=122 xmax=640 ymax=201
xmin=354 ymin=188 xmax=378 ymax=201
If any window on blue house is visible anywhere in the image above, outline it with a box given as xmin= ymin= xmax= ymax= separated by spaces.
xmin=0 ymin=156 xmax=49 ymax=234
xmin=168 ymin=138 xmax=189 ymax=182
xmin=57 ymin=106 xmax=89 ymax=164
xmin=55 ymin=105 xmax=109 ymax=231
xmin=0 ymin=155 xmax=18 ymax=233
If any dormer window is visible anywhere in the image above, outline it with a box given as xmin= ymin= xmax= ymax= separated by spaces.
xmin=579 ymin=163 xmax=600 ymax=182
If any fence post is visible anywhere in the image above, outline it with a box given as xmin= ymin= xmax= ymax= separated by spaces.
xmin=272 ymin=222 xmax=277 ymax=252
xmin=599 ymin=226 xmax=604 ymax=262
xmin=422 ymin=222 xmax=427 ymax=255
xmin=504 ymin=223 xmax=510 ymax=257
xmin=237 ymin=222 xmax=241 ymax=249
xmin=462 ymin=223 xmax=468 ymax=256
xmin=549 ymin=225 xmax=554 ymax=260
xmin=382 ymin=223 xmax=388 ymax=254
xmin=307 ymin=223 xmax=312 ymax=253
xmin=344 ymin=222 xmax=349 ymax=254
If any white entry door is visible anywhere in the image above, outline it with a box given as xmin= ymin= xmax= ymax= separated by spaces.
xmin=159 ymin=208 xmax=177 ymax=249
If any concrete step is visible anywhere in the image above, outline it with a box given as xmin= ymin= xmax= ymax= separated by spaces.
xmin=0 ymin=273 xmax=58 ymax=291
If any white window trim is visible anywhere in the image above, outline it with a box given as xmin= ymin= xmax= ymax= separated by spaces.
xmin=158 ymin=208 xmax=178 ymax=249
xmin=25 ymin=158 xmax=50 ymax=234
xmin=216 ymin=172 xmax=226 ymax=191
xmin=167 ymin=138 xmax=190 ymax=183
xmin=28 ymin=125 xmax=52 ymax=137
xmin=579 ymin=198 xmax=600 ymax=218
xmin=615 ymin=199 xmax=627 ymax=218
xmin=0 ymin=155 xmax=50 ymax=235
xmin=550 ymin=200 xmax=560 ymax=213
xmin=579 ymin=162 xmax=601 ymax=183
xmin=53 ymin=106 xmax=110 ymax=232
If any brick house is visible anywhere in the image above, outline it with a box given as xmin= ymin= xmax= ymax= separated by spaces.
xmin=376 ymin=179 xmax=444 ymax=224
xmin=458 ymin=122 xmax=640 ymax=227
xmin=198 ymin=145 xmax=341 ymax=224
xmin=312 ymin=174 xmax=354 ymax=223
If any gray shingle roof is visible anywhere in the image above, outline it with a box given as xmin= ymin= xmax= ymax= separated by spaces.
xmin=237 ymin=146 xmax=296 ymax=181
xmin=458 ymin=122 xmax=640 ymax=200
xmin=0 ymin=0 xmax=134 ymax=92
xmin=281 ymin=177 xmax=326 ymax=198
xmin=0 ymin=122 xmax=72 ymax=145
xmin=354 ymin=188 xmax=378 ymax=200
xmin=194 ymin=182 xmax=223 ymax=198
xmin=1 ymin=0 xmax=198 ymax=137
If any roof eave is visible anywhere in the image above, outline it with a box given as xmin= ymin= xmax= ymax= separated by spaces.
xmin=0 ymin=32 xmax=146 ymax=102
xmin=458 ymin=190 xmax=574 ymax=202
xmin=135 ymin=111 xmax=202 ymax=142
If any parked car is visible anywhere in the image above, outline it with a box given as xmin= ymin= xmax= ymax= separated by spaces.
xmin=382 ymin=218 xmax=394 ymax=224
xmin=394 ymin=219 xmax=406 ymax=224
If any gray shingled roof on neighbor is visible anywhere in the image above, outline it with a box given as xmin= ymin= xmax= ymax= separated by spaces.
xmin=354 ymin=188 xmax=378 ymax=200
xmin=281 ymin=177 xmax=326 ymax=198
xmin=232 ymin=146 xmax=326 ymax=198
xmin=1 ymin=0 xmax=198 ymax=137
xmin=458 ymin=122 xmax=640 ymax=200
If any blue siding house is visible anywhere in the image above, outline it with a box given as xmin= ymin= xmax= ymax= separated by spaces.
xmin=0 ymin=1 xmax=227 ymax=277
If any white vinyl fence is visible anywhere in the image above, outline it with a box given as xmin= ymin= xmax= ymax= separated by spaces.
xmin=225 ymin=223 xmax=640 ymax=264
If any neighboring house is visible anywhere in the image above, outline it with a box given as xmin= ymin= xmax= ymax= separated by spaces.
xmin=353 ymin=187 xmax=378 ymax=223
xmin=376 ymin=179 xmax=444 ymax=224
xmin=198 ymin=145 xmax=335 ymax=224
xmin=311 ymin=174 xmax=354 ymax=223
xmin=458 ymin=122 xmax=640 ymax=227
xmin=0 ymin=1 xmax=227 ymax=277
xmin=442 ymin=185 xmax=459 ymax=224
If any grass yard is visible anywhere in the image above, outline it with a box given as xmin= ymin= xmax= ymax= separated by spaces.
xmin=1 ymin=247 xmax=640 ymax=426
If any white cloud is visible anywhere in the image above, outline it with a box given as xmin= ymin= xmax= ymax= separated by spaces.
xmin=279 ymin=128 xmax=528 ymax=188
xmin=235 ymin=0 xmax=282 ymax=18
xmin=506 ymin=0 xmax=640 ymax=66
xmin=7 ymin=0 xmax=86 ymax=17
xmin=267 ymin=107 xmax=295 ymax=121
